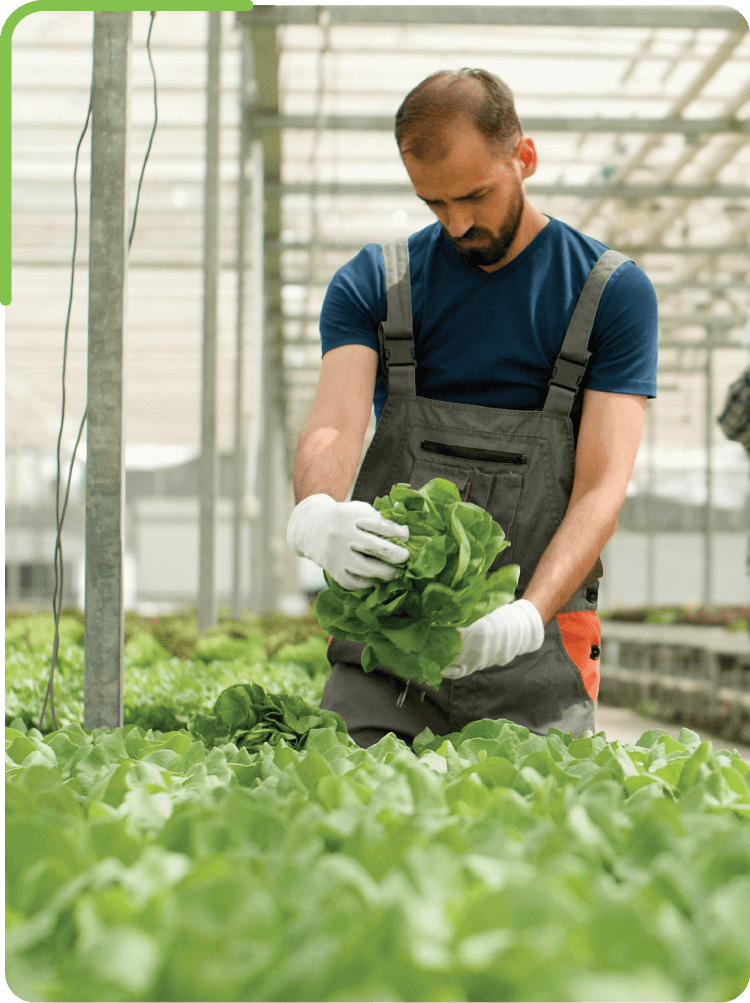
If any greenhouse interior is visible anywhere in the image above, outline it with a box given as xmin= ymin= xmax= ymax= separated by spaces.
xmin=5 ymin=7 xmax=750 ymax=1002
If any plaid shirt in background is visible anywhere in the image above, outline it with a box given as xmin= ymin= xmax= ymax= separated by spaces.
xmin=718 ymin=368 xmax=750 ymax=451
xmin=718 ymin=366 xmax=750 ymax=576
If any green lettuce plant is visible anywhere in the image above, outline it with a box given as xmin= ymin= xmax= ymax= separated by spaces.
xmin=190 ymin=682 xmax=350 ymax=753
xmin=315 ymin=478 xmax=520 ymax=688
xmin=6 ymin=715 xmax=750 ymax=1002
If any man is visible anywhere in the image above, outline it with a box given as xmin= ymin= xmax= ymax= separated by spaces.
xmin=288 ymin=69 xmax=658 ymax=749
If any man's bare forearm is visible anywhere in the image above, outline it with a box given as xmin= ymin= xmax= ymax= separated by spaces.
xmin=292 ymin=344 xmax=377 ymax=504
xmin=293 ymin=422 xmax=364 ymax=502
xmin=522 ymin=487 xmax=621 ymax=623
xmin=522 ymin=390 xmax=646 ymax=623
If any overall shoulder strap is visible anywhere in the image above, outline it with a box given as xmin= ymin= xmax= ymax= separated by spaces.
xmin=543 ymin=249 xmax=631 ymax=416
xmin=379 ymin=236 xmax=416 ymax=396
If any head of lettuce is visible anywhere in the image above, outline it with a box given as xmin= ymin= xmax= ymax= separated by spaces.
xmin=315 ymin=478 xmax=520 ymax=688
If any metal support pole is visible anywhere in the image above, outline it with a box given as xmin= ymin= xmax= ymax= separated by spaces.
xmin=247 ymin=139 xmax=270 ymax=614
xmin=645 ymin=401 xmax=656 ymax=607
xmin=248 ymin=18 xmax=286 ymax=613
xmin=198 ymin=11 xmax=221 ymax=633
xmin=704 ymin=345 xmax=715 ymax=607
xmin=229 ymin=218 xmax=246 ymax=621
xmin=230 ymin=32 xmax=252 ymax=621
xmin=6 ymin=449 xmax=20 ymax=607
xmin=245 ymin=141 xmax=264 ymax=612
xmin=6 ymin=564 xmax=18 ymax=606
xmin=84 ymin=11 xmax=130 ymax=730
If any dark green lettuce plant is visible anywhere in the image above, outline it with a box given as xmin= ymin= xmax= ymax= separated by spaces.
xmin=315 ymin=478 xmax=520 ymax=688
xmin=190 ymin=682 xmax=349 ymax=752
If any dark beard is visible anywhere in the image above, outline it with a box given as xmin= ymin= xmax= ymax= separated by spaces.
xmin=447 ymin=189 xmax=524 ymax=267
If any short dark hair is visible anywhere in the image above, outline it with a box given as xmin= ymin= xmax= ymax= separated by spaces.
xmin=395 ymin=69 xmax=522 ymax=160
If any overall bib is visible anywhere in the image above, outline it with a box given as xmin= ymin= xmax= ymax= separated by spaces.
xmin=320 ymin=237 xmax=630 ymax=748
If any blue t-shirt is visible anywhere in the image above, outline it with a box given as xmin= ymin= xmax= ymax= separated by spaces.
xmin=319 ymin=217 xmax=658 ymax=433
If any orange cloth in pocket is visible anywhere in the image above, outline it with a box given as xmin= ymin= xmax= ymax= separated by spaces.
xmin=556 ymin=610 xmax=601 ymax=702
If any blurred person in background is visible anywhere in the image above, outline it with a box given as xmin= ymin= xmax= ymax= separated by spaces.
xmin=717 ymin=312 xmax=750 ymax=633
xmin=287 ymin=69 xmax=658 ymax=749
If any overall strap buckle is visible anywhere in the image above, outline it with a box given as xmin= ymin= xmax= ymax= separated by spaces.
xmin=379 ymin=237 xmax=416 ymax=396
xmin=548 ymin=353 xmax=590 ymax=393
xmin=543 ymin=249 xmax=631 ymax=417
xmin=381 ymin=332 xmax=415 ymax=368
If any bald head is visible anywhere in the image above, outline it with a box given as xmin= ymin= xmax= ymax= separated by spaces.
xmin=395 ymin=69 xmax=522 ymax=162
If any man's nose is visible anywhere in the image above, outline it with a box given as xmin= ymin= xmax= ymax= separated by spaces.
xmin=443 ymin=205 xmax=473 ymax=239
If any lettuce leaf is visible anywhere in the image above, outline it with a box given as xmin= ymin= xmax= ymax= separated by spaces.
xmin=315 ymin=478 xmax=520 ymax=688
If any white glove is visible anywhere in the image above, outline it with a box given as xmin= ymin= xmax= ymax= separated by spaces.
xmin=442 ymin=599 xmax=544 ymax=680
xmin=287 ymin=493 xmax=410 ymax=591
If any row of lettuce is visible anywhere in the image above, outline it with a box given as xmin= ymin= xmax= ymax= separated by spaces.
xmin=5 ymin=610 xmax=750 ymax=1001
xmin=7 ymin=712 xmax=750 ymax=1002
xmin=5 ymin=609 xmax=331 ymax=733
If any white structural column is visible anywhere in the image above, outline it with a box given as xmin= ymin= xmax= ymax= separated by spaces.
xmin=645 ymin=401 xmax=656 ymax=608
xmin=704 ymin=346 xmax=715 ymax=607
xmin=246 ymin=139 xmax=271 ymax=614
xmin=248 ymin=16 xmax=286 ymax=612
xmin=231 ymin=29 xmax=253 ymax=620
xmin=84 ymin=11 xmax=131 ymax=730
xmin=230 ymin=144 xmax=247 ymax=619
xmin=198 ymin=10 xmax=222 ymax=632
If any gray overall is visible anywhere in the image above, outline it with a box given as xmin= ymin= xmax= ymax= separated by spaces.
xmin=320 ymin=237 xmax=630 ymax=748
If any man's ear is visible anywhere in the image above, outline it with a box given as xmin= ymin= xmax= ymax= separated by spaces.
xmin=517 ymin=137 xmax=538 ymax=180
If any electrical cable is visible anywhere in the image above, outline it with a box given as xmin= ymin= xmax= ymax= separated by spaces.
xmin=303 ymin=8 xmax=330 ymax=370
xmin=128 ymin=12 xmax=158 ymax=251
xmin=39 ymin=38 xmax=94 ymax=732
xmin=39 ymin=11 xmax=159 ymax=731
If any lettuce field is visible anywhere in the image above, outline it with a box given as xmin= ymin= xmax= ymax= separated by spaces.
xmin=5 ymin=610 xmax=750 ymax=1002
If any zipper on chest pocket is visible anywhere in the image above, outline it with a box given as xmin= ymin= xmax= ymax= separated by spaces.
xmin=420 ymin=439 xmax=527 ymax=466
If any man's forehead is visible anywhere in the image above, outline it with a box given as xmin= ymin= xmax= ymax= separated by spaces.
xmin=404 ymin=132 xmax=512 ymax=193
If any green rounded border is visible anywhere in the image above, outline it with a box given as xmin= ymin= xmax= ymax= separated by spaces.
xmin=0 ymin=2 xmax=254 ymax=305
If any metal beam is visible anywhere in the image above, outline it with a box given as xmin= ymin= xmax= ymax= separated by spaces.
xmin=253 ymin=113 xmax=750 ymax=137
xmin=84 ymin=11 xmax=130 ymax=731
xmin=22 ymin=107 xmax=750 ymax=134
xmin=654 ymin=281 xmax=750 ymax=291
xmin=276 ymin=240 xmax=750 ymax=257
xmin=276 ymin=42 xmax=750 ymax=62
xmin=238 ymin=7 xmax=748 ymax=30
xmin=618 ymin=80 xmax=750 ymax=250
xmin=577 ymin=28 xmax=747 ymax=230
xmin=198 ymin=11 xmax=221 ymax=633
xmin=679 ymin=203 xmax=750 ymax=286
xmin=273 ymin=181 xmax=750 ymax=199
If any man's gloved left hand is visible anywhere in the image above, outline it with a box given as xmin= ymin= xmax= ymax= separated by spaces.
xmin=442 ymin=599 xmax=545 ymax=680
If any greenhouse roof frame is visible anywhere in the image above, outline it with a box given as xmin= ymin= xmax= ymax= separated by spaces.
xmin=6 ymin=6 xmax=750 ymax=463
xmin=237 ymin=5 xmax=750 ymax=457
xmin=239 ymin=7 xmax=748 ymax=31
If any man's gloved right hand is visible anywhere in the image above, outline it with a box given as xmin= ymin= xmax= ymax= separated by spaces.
xmin=287 ymin=493 xmax=410 ymax=590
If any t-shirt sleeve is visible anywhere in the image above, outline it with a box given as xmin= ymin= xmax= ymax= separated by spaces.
xmin=319 ymin=244 xmax=386 ymax=357
xmin=585 ymin=261 xmax=658 ymax=398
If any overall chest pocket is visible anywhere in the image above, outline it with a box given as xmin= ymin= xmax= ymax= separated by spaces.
xmin=409 ymin=440 xmax=525 ymax=566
